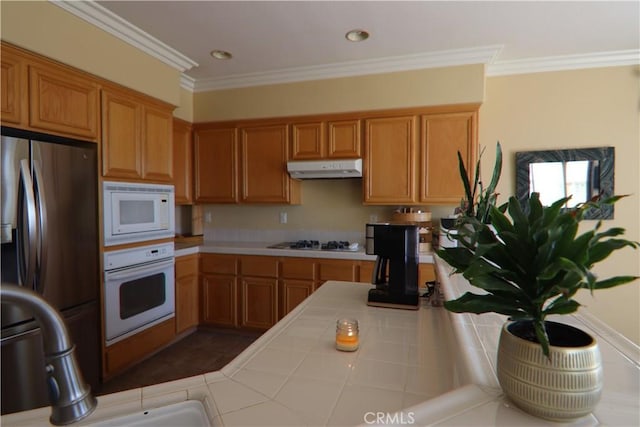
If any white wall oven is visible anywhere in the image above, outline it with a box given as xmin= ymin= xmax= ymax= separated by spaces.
xmin=103 ymin=181 xmax=175 ymax=246
xmin=103 ymin=243 xmax=175 ymax=346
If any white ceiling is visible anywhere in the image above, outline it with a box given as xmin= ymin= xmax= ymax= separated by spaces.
xmin=62 ymin=1 xmax=639 ymax=91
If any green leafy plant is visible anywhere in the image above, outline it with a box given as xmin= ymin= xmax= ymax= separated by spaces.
xmin=438 ymin=192 xmax=639 ymax=357
xmin=458 ymin=142 xmax=502 ymax=223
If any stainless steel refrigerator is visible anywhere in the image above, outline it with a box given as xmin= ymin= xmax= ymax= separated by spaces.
xmin=1 ymin=128 xmax=101 ymax=415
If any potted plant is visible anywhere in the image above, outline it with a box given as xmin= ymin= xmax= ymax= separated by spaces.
xmin=457 ymin=142 xmax=502 ymax=223
xmin=438 ymin=192 xmax=639 ymax=420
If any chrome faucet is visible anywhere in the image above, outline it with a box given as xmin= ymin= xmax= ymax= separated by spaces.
xmin=1 ymin=284 xmax=97 ymax=425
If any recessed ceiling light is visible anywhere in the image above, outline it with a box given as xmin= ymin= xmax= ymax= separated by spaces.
xmin=210 ymin=50 xmax=232 ymax=60
xmin=345 ymin=29 xmax=369 ymax=42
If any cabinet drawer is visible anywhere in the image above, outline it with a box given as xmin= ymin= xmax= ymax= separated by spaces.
xmin=240 ymin=256 xmax=278 ymax=278
xmin=279 ymin=258 xmax=316 ymax=280
xmin=200 ymin=254 xmax=237 ymax=275
xmin=317 ymin=260 xmax=357 ymax=282
xmin=176 ymin=254 xmax=198 ymax=279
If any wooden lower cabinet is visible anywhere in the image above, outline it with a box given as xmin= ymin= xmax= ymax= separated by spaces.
xmin=359 ymin=261 xmax=375 ymax=284
xmin=239 ymin=277 xmax=278 ymax=330
xmin=199 ymin=253 xmax=435 ymax=330
xmin=317 ymin=259 xmax=358 ymax=282
xmin=175 ymin=255 xmax=199 ymax=334
xmin=201 ymin=274 xmax=237 ymax=327
xmin=103 ymin=318 xmax=175 ymax=379
xmin=279 ymin=257 xmax=315 ymax=317
xmin=280 ymin=279 xmax=314 ymax=318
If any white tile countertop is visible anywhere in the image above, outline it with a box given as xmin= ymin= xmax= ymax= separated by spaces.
xmin=3 ymin=257 xmax=638 ymax=426
xmin=176 ymin=240 xmax=435 ymax=263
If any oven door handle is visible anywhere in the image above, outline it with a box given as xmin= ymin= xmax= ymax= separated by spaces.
xmin=104 ymin=258 xmax=174 ymax=281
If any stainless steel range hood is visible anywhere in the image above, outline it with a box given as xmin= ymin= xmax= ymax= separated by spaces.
xmin=287 ymin=158 xmax=362 ymax=179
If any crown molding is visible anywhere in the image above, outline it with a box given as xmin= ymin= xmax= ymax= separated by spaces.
xmin=50 ymin=0 xmax=637 ymax=91
xmin=487 ymin=50 xmax=640 ymax=77
xmin=190 ymin=45 xmax=502 ymax=92
xmin=50 ymin=0 xmax=198 ymax=72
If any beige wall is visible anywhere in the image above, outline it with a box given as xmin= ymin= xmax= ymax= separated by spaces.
xmin=194 ymin=64 xmax=485 ymax=121
xmin=479 ymin=66 xmax=640 ymax=344
xmin=0 ymin=0 xmax=182 ymax=107
xmin=174 ymin=87 xmax=194 ymax=122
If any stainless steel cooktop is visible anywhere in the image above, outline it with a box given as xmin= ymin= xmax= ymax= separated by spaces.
xmin=267 ymin=240 xmax=360 ymax=251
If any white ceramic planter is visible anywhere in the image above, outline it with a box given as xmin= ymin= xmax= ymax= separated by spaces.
xmin=496 ymin=320 xmax=603 ymax=421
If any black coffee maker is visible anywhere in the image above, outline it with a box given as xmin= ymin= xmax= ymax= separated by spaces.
xmin=365 ymin=223 xmax=419 ymax=309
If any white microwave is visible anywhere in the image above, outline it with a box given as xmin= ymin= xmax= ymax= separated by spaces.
xmin=103 ymin=181 xmax=175 ymax=246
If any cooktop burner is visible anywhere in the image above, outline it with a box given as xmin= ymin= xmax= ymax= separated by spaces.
xmin=268 ymin=240 xmax=359 ymax=251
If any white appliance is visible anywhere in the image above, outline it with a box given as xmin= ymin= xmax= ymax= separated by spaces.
xmin=287 ymin=158 xmax=362 ymax=179
xmin=103 ymin=242 xmax=175 ymax=346
xmin=103 ymin=181 xmax=175 ymax=246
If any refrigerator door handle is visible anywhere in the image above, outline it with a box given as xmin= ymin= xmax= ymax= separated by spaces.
xmin=17 ymin=159 xmax=38 ymax=289
xmin=32 ymin=160 xmax=49 ymax=294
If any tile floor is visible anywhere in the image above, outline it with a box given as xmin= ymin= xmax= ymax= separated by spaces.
xmin=96 ymin=328 xmax=262 ymax=396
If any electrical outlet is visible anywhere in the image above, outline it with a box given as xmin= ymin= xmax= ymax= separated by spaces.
xmin=279 ymin=212 xmax=287 ymax=224
xmin=204 ymin=212 xmax=212 ymax=223
xmin=369 ymin=214 xmax=378 ymax=223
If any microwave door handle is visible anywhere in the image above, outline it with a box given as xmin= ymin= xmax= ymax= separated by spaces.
xmin=17 ymin=159 xmax=38 ymax=289
xmin=32 ymin=160 xmax=49 ymax=294
xmin=105 ymin=259 xmax=174 ymax=281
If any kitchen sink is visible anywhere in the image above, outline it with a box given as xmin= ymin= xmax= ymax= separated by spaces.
xmin=91 ymin=400 xmax=211 ymax=426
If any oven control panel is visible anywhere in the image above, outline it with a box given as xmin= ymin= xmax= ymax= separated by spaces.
xmin=103 ymin=242 xmax=175 ymax=271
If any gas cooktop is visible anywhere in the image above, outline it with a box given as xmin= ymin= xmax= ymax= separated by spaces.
xmin=267 ymin=240 xmax=360 ymax=251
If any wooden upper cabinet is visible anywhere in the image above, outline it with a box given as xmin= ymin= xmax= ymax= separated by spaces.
xmin=194 ymin=127 xmax=239 ymax=203
xmin=173 ymin=118 xmax=193 ymax=204
xmin=291 ymin=122 xmax=324 ymax=159
xmin=363 ymin=116 xmax=417 ymax=204
xmin=101 ymin=88 xmax=143 ymax=179
xmin=29 ymin=63 xmax=99 ymax=141
xmin=419 ymin=111 xmax=477 ymax=204
xmin=328 ymin=119 xmax=361 ymax=158
xmin=101 ymin=86 xmax=174 ymax=182
xmin=142 ymin=105 xmax=173 ymax=182
xmin=240 ymin=124 xmax=300 ymax=204
xmin=290 ymin=119 xmax=361 ymax=159
xmin=1 ymin=46 xmax=28 ymax=127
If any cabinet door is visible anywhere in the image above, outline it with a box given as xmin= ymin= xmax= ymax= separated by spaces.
xmin=364 ymin=116 xmax=417 ymax=204
xmin=358 ymin=261 xmax=375 ymax=284
xmin=239 ymin=277 xmax=278 ymax=330
xmin=101 ymin=89 xmax=142 ymax=179
xmin=29 ymin=64 xmax=99 ymax=140
xmin=419 ymin=111 xmax=477 ymax=204
xmin=280 ymin=279 xmax=314 ymax=318
xmin=201 ymin=274 xmax=237 ymax=327
xmin=173 ymin=119 xmax=193 ymax=204
xmin=194 ymin=128 xmax=238 ymax=203
xmin=142 ymin=104 xmax=173 ymax=182
xmin=328 ymin=119 xmax=361 ymax=158
xmin=291 ymin=122 xmax=324 ymax=159
xmin=175 ymin=255 xmax=199 ymax=333
xmin=240 ymin=124 xmax=297 ymax=203
xmin=1 ymin=47 xmax=28 ymax=126
xmin=176 ymin=275 xmax=199 ymax=333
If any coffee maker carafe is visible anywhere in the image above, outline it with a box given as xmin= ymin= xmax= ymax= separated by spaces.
xmin=365 ymin=223 xmax=419 ymax=309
